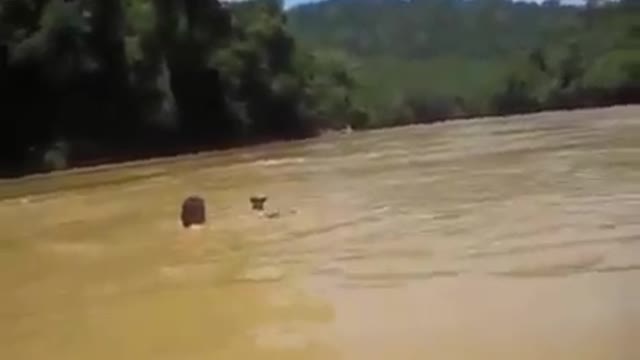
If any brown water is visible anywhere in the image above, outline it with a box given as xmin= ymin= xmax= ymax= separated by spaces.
xmin=2 ymin=106 xmax=640 ymax=360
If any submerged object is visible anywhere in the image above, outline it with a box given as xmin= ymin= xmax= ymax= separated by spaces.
xmin=181 ymin=196 xmax=206 ymax=228
xmin=264 ymin=210 xmax=281 ymax=219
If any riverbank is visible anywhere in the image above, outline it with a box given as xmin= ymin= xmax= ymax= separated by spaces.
xmin=1 ymin=104 xmax=638 ymax=201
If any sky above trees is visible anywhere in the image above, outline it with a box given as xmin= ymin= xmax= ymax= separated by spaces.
xmin=283 ymin=0 xmax=587 ymax=10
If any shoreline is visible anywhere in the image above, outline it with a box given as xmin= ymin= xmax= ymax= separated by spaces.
xmin=0 ymin=104 xmax=638 ymax=201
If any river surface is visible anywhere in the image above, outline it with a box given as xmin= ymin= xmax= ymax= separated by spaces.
xmin=2 ymin=106 xmax=640 ymax=360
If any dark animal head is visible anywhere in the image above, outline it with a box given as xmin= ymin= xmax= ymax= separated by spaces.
xmin=250 ymin=195 xmax=267 ymax=211
xmin=181 ymin=196 xmax=206 ymax=228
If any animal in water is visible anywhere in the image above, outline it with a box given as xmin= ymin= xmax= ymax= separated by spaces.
xmin=181 ymin=196 xmax=206 ymax=228
xmin=250 ymin=194 xmax=268 ymax=211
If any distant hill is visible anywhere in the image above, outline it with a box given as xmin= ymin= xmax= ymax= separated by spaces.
xmin=287 ymin=0 xmax=584 ymax=59
xmin=286 ymin=0 xmax=639 ymax=125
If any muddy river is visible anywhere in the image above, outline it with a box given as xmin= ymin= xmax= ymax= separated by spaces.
xmin=1 ymin=106 xmax=640 ymax=360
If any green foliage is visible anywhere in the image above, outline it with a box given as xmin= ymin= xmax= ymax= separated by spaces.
xmin=1 ymin=0 xmax=638 ymax=177
xmin=0 ymin=0 xmax=360 ymax=176
xmin=289 ymin=0 xmax=583 ymax=60
xmin=289 ymin=0 xmax=640 ymax=125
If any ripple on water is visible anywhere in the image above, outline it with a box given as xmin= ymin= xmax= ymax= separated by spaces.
xmin=490 ymin=253 xmax=605 ymax=278
xmin=333 ymin=247 xmax=433 ymax=262
xmin=235 ymin=266 xmax=286 ymax=284
xmin=312 ymin=258 xmax=461 ymax=288
xmin=594 ymin=264 xmax=640 ymax=274
xmin=253 ymin=157 xmax=307 ymax=167
xmin=344 ymin=269 xmax=460 ymax=282
xmin=158 ymin=263 xmax=218 ymax=283
xmin=251 ymin=324 xmax=310 ymax=350
xmin=328 ymin=268 xmax=461 ymax=291
xmin=465 ymin=234 xmax=640 ymax=259
xmin=42 ymin=242 xmax=106 ymax=258
xmin=338 ymin=280 xmax=407 ymax=289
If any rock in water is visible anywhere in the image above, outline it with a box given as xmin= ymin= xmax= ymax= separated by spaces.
xmin=181 ymin=196 xmax=206 ymax=228
xmin=250 ymin=195 xmax=268 ymax=211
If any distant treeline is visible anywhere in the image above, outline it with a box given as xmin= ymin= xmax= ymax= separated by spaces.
xmin=0 ymin=0 xmax=638 ymax=177
xmin=288 ymin=0 xmax=640 ymax=127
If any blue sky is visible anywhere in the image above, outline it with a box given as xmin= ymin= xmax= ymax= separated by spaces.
xmin=284 ymin=0 xmax=321 ymax=8
xmin=283 ymin=0 xmax=586 ymax=10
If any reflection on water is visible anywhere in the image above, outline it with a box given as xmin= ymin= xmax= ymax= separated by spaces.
xmin=2 ymin=106 xmax=640 ymax=359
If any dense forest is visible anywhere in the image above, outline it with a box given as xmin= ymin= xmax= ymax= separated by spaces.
xmin=0 ymin=0 xmax=362 ymax=177
xmin=0 ymin=0 xmax=638 ymax=177
xmin=288 ymin=0 xmax=639 ymax=126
